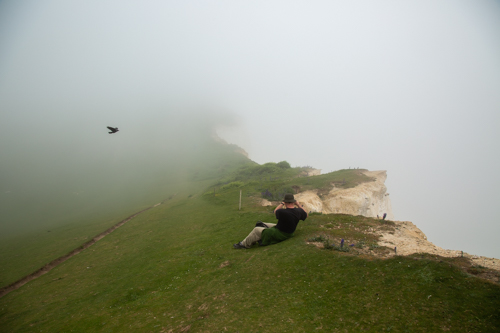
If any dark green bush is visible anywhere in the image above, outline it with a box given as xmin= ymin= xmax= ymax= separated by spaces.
xmin=276 ymin=161 xmax=291 ymax=169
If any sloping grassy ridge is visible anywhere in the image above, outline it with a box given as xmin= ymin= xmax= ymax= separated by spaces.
xmin=0 ymin=139 xmax=250 ymax=288
xmin=1 ymin=165 xmax=499 ymax=332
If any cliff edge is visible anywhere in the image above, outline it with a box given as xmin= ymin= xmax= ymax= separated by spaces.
xmin=375 ymin=220 xmax=500 ymax=272
xmin=295 ymin=170 xmax=393 ymax=219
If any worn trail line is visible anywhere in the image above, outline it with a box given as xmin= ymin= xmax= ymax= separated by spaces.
xmin=0 ymin=203 xmax=162 ymax=298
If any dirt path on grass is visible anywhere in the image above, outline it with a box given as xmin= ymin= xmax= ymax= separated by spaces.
xmin=0 ymin=202 xmax=164 ymax=299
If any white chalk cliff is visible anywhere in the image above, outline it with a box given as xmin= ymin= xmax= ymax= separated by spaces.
xmin=295 ymin=170 xmax=394 ymax=219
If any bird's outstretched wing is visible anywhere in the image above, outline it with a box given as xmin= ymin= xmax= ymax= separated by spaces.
xmin=107 ymin=126 xmax=119 ymax=133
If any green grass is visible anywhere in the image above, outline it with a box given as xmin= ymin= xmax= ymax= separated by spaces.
xmin=1 ymin=162 xmax=499 ymax=332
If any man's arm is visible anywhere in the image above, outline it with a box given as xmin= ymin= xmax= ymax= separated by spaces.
xmin=274 ymin=202 xmax=284 ymax=214
xmin=294 ymin=201 xmax=308 ymax=218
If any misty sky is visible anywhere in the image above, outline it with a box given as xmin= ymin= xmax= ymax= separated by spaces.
xmin=1 ymin=1 xmax=499 ymax=258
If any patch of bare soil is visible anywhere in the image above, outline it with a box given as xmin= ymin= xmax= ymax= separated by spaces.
xmin=219 ymin=261 xmax=230 ymax=268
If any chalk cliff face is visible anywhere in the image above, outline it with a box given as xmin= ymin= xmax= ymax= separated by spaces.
xmin=295 ymin=170 xmax=394 ymax=219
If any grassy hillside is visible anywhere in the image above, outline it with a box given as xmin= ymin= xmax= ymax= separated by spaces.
xmin=1 ymin=161 xmax=499 ymax=332
xmin=0 ymin=137 xmax=250 ymax=288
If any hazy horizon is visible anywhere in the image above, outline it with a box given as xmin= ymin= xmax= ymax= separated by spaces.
xmin=1 ymin=0 xmax=499 ymax=258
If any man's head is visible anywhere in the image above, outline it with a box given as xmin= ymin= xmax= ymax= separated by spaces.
xmin=283 ymin=193 xmax=296 ymax=203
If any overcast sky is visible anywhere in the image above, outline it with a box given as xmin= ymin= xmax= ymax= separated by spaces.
xmin=1 ymin=0 xmax=499 ymax=258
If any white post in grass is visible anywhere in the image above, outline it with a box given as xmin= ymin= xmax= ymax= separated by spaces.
xmin=239 ymin=190 xmax=242 ymax=210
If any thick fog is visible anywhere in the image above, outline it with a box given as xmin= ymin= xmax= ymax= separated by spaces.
xmin=1 ymin=1 xmax=499 ymax=257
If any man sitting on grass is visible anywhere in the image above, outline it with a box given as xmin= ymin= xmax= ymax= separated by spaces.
xmin=233 ymin=193 xmax=308 ymax=249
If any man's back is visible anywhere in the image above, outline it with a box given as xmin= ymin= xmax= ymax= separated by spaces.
xmin=275 ymin=208 xmax=307 ymax=234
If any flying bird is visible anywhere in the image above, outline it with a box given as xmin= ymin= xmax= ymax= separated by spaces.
xmin=107 ymin=126 xmax=119 ymax=134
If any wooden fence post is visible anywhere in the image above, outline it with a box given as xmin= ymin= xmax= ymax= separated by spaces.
xmin=239 ymin=190 xmax=242 ymax=210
